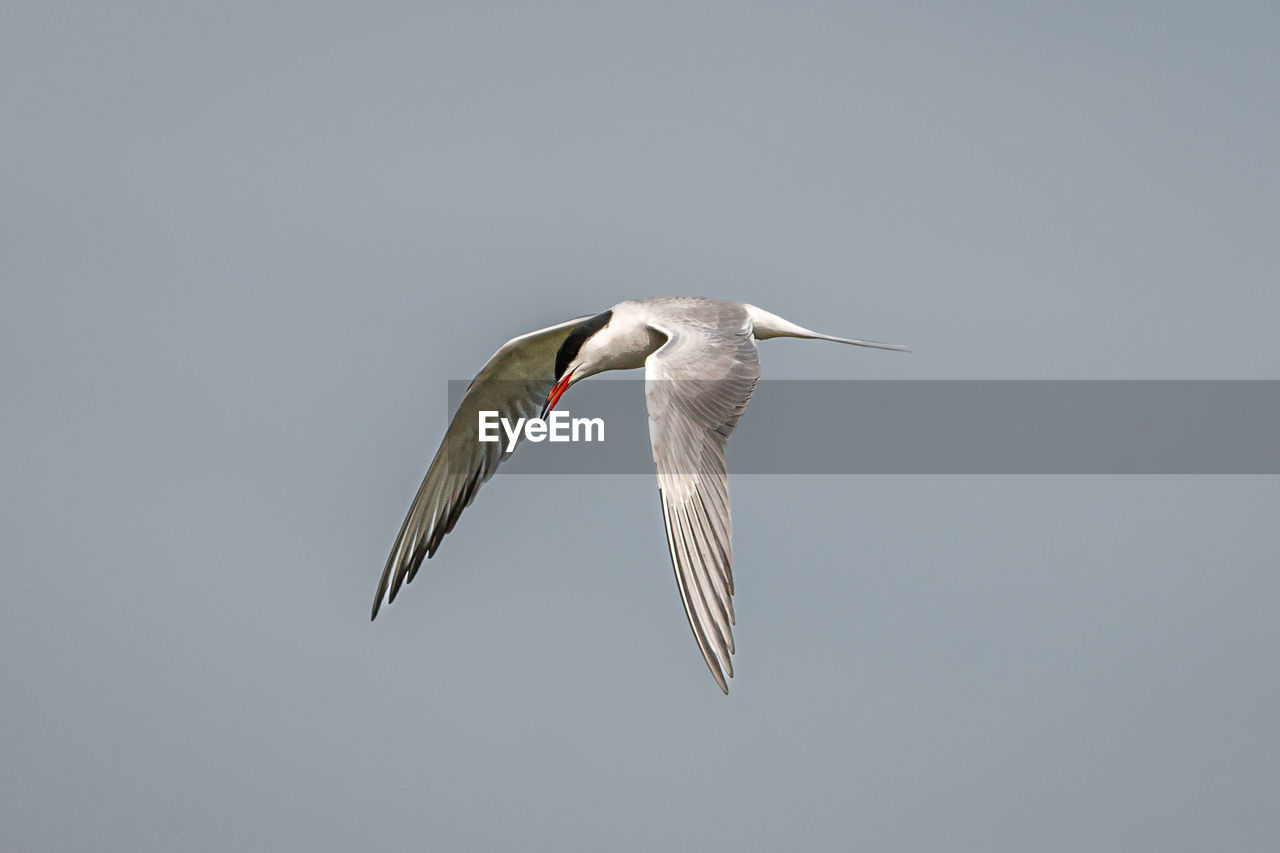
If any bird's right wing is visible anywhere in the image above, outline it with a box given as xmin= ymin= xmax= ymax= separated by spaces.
xmin=371 ymin=315 xmax=591 ymax=619
xmin=645 ymin=317 xmax=761 ymax=693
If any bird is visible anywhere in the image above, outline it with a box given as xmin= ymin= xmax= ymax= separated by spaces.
xmin=372 ymin=297 xmax=907 ymax=693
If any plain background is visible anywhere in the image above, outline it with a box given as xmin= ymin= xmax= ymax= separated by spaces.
xmin=3 ymin=2 xmax=1278 ymax=851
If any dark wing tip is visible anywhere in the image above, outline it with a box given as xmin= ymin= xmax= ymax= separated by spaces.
xmin=371 ymin=564 xmax=394 ymax=620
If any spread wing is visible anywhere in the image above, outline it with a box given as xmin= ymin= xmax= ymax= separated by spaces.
xmin=645 ymin=317 xmax=760 ymax=693
xmin=372 ymin=315 xmax=591 ymax=619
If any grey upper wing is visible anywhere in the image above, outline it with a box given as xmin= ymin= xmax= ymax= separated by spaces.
xmin=372 ymin=316 xmax=590 ymax=619
xmin=645 ymin=319 xmax=760 ymax=693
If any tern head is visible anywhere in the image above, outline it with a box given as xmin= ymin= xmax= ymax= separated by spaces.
xmin=542 ymin=310 xmax=614 ymax=418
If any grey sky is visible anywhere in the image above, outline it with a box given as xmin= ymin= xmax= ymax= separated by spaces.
xmin=3 ymin=2 xmax=1278 ymax=851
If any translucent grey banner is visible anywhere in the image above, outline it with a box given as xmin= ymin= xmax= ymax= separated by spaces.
xmin=446 ymin=380 xmax=1280 ymax=474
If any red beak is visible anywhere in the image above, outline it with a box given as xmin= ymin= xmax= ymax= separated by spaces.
xmin=541 ymin=372 xmax=573 ymax=419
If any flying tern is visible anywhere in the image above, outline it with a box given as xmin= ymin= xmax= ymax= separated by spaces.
xmin=372 ymin=296 xmax=907 ymax=693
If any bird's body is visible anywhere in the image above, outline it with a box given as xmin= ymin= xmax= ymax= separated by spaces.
xmin=372 ymin=297 xmax=905 ymax=692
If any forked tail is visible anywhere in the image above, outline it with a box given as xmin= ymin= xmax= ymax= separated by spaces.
xmin=745 ymin=304 xmax=910 ymax=352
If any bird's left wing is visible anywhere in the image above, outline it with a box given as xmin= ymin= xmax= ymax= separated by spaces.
xmin=372 ymin=315 xmax=591 ymax=619
xmin=645 ymin=315 xmax=761 ymax=693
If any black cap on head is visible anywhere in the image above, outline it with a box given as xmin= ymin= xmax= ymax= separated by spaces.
xmin=554 ymin=310 xmax=612 ymax=379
